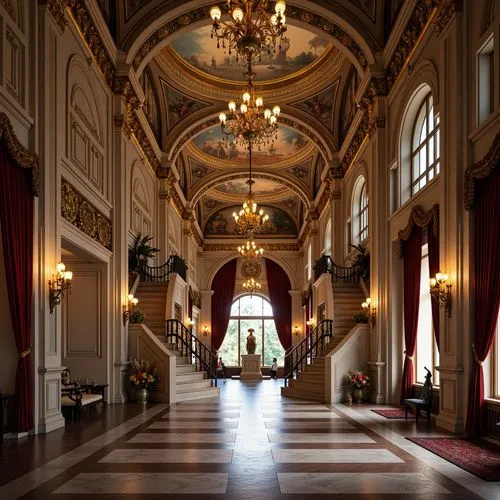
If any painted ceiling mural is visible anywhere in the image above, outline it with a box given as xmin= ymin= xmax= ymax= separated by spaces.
xmin=160 ymin=79 xmax=210 ymax=131
xmin=204 ymin=205 xmax=298 ymax=237
xmin=170 ymin=25 xmax=331 ymax=82
xmin=213 ymin=178 xmax=287 ymax=197
xmin=192 ymin=125 xmax=310 ymax=166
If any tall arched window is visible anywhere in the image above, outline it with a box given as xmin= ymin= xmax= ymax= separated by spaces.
xmin=217 ymin=295 xmax=284 ymax=367
xmin=324 ymin=218 xmax=332 ymax=256
xmin=351 ymin=176 xmax=368 ymax=245
xmin=411 ymin=93 xmax=440 ymax=195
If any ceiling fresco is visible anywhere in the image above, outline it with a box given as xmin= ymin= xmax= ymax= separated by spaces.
xmin=213 ymin=179 xmax=287 ymax=197
xmin=170 ymin=25 xmax=331 ymax=82
xmin=204 ymin=205 xmax=298 ymax=237
xmin=192 ymin=124 xmax=310 ymax=166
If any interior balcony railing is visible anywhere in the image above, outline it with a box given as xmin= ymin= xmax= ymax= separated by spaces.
xmin=140 ymin=255 xmax=187 ymax=282
xmin=283 ymin=319 xmax=334 ymax=386
xmin=314 ymin=255 xmax=361 ymax=283
xmin=165 ymin=319 xmax=218 ymax=386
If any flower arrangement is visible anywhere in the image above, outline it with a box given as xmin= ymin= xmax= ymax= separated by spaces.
xmin=353 ymin=310 xmax=369 ymax=324
xmin=345 ymin=369 xmax=370 ymax=389
xmin=129 ymin=358 xmax=159 ymax=389
xmin=130 ymin=309 xmax=145 ymax=324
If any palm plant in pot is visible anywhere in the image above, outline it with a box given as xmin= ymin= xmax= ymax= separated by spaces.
xmin=128 ymin=233 xmax=160 ymax=277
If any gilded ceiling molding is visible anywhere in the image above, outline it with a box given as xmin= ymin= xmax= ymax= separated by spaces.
xmin=348 ymin=0 xmax=377 ymax=22
xmin=279 ymin=117 xmax=330 ymax=161
xmin=339 ymin=113 xmax=371 ymax=175
xmin=38 ymin=0 xmax=68 ymax=32
xmin=0 ymin=0 xmax=15 ymax=19
xmin=434 ymin=0 xmax=463 ymax=36
xmin=61 ymin=178 xmax=112 ymax=250
xmin=172 ymin=117 xmax=219 ymax=159
xmin=464 ymin=132 xmax=500 ymax=211
xmin=203 ymin=243 xmax=299 ymax=252
xmin=397 ymin=203 xmax=439 ymax=258
xmin=132 ymin=5 xmax=369 ymax=73
xmin=0 ymin=112 xmax=40 ymax=196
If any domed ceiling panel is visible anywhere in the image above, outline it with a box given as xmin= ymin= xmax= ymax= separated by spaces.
xmin=170 ymin=25 xmax=332 ymax=83
xmin=192 ymin=124 xmax=310 ymax=166
xmin=213 ymin=179 xmax=287 ymax=197
xmin=204 ymin=205 xmax=297 ymax=237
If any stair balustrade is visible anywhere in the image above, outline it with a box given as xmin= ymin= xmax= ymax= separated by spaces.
xmin=314 ymin=255 xmax=361 ymax=283
xmin=140 ymin=255 xmax=188 ymax=282
xmin=165 ymin=319 xmax=218 ymax=386
xmin=284 ymin=319 xmax=334 ymax=386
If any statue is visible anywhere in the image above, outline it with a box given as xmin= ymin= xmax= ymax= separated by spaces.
xmin=246 ymin=328 xmax=256 ymax=354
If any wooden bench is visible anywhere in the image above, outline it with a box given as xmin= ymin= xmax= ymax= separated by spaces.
xmin=61 ymin=369 xmax=103 ymax=421
xmin=404 ymin=366 xmax=433 ymax=423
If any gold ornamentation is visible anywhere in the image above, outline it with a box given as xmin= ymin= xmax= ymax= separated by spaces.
xmin=38 ymin=0 xmax=68 ymax=32
xmin=133 ymin=5 xmax=368 ymax=72
xmin=61 ymin=179 xmax=112 ymax=250
xmin=340 ymin=113 xmax=371 ymax=175
xmin=464 ymin=132 xmax=500 ymax=210
xmin=203 ymin=243 xmax=298 ymax=252
xmin=434 ymin=0 xmax=463 ymax=36
xmin=241 ymin=260 xmax=261 ymax=279
xmin=0 ymin=112 xmax=40 ymax=196
xmin=0 ymin=0 xmax=15 ymax=19
xmin=397 ymin=204 xmax=439 ymax=258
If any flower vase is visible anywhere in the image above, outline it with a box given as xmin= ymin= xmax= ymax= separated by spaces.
xmin=353 ymin=387 xmax=364 ymax=403
xmin=136 ymin=387 xmax=149 ymax=404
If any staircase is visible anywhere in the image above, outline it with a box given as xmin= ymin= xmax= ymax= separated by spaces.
xmin=281 ymin=280 xmax=365 ymax=402
xmin=134 ymin=283 xmax=220 ymax=402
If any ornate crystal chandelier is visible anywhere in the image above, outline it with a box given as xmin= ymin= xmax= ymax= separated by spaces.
xmin=218 ymin=59 xmax=280 ymax=150
xmin=238 ymin=238 xmax=264 ymax=259
xmin=242 ymin=277 xmax=262 ymax=296
xmin=232 ymin=145 xmax=269 ymax=234
xmin=210 ymin=1 xmax=287 ymax=62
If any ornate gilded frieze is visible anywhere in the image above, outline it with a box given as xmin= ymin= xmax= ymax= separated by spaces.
xmin=0 ymin=112 xmax=40 ymax=196
xmin=348 ymin=0 xmax=377 ymax=22
xmin=464 ymin=132 xmax=500 ymax=210
xmin=397 ymin=203 xmax=439 ymax=257
xmin=434 ymin=0 xmax=463 ymax=36
xmin=133 ymin=5 xmax=368 ymax=72
xmin=203 ymin=243 xmax=299 ymax=252
xmin=340 ymin=113 xmax=371 ymax=175
xmin=61 ymin=179 xmax=112 ymax=250
xmin=38 ymin=0 xmax=68 ymax=32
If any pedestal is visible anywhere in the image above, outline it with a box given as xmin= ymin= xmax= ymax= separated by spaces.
xmin=240 ymin=354 xmax=263 ymax=381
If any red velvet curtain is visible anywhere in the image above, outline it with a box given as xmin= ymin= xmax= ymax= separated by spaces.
xmin=265 ymin=258 xmax=292 ymax=350
xmin=211 ymin=259 xmax=237 ymax=351
xmin=400 ymin=226 xmax=422 ymax=404
xmin=427 ymin=221 xmax=440 ymax=349
xmin=0 ymin=143 xmax=34 ymax=432
xmin=465 ymin=166 xmax=500 ymax=437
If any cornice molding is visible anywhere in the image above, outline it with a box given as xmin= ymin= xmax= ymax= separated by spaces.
xmin=203 ymin=243 xmax=299 ymax=252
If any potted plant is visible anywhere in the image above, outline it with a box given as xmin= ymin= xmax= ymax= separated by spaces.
xmin=353 ymin=310 xmax=369 ymax=324
xmin=128 ymin=233 xmax=160 ymax=273
xmin=345 ymin=369 xmax=370 ymax=403
xmin=348 ymin=243 xmax=370 ymax=280
xmin=129 ymin=358 xmax=159 ymax=403
xmin=130 ymin=309 xmax=145 ymax=324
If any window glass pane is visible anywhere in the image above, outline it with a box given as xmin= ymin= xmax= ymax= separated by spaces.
xmin=218 ymin=319 xmax=239 ymax=366
xmin=420 ymin=144 xmax=427 ymax=175
xmin=428 ymin=135 xmax=434 ymax=164
xmin=419 ymin=117 xmax=428 ymax=144
xmin=230 ymin=299 xmax=240 ymax=316
xmin=240 ymin=319 xmax=262 ymax=364
xmin=264 ymin=320 xmax=284 ymax=366
xmin=436 ymin=129 xmax=440 ymax=160
xmin=413 ymin=104 xmax=427 ymax=149
xmin=239 ymin=295 xmax=262 ymax=316
xmin=262 ymin=299 xmax=273 ymax=316
xmin=412 ymin=154 xmax=420 ymax=181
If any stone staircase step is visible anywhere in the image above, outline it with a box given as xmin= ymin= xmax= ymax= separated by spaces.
xmin=175 ymin=387 xmax=220 ymax=402
xmin=176 ymin=379 xmax=213 ymax=392
xmin=281 ymin=386 xmax=324 ymax=402
xmin=176 ymin=364 xmax=196 ymax=373
xmin=289 ymin=379 xmax=325 ymax=391
xmin=176 ymin=372 xmax=205 ymax=383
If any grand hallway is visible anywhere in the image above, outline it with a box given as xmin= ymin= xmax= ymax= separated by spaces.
xmin=1 ymin=381 xmax=498 ymax=499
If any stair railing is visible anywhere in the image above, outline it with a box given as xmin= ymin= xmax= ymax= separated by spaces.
xmin=314 ymin=255 xmax=361 ymax=283
xmin=165 ymin=319 xmax=218 ymax=386
xmin=140 ymin=255 xmax=188 ymax=282
xmin=283 ymin=319 xmax=334 ymax=386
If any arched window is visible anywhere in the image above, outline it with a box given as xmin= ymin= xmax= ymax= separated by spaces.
xmin=351 ymin=176 xmax=368 ymax=245
xmin=410 ymin=93 xmax=440 ymax=195
xmin=217 ymin=295 xmax=284 ymax=367
xmin=324 ymin=218 xmax=332 ymax=256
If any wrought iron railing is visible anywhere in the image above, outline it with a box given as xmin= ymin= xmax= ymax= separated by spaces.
xmin=283 ymin=319 xmax=334 ymax=386
xmin=314 ymin=255 xmax=360 ymax=283
xmin=140 ymin=255 xmax=187 ymax=282
xmin=165 ymin=319 xmax=218 ymax=386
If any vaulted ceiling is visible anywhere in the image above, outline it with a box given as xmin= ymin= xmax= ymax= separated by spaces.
xmin=95 ymin=0 xmax=406 ymax=239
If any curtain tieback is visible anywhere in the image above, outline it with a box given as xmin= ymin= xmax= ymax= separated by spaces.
xmin=404 ymin=351 xmax=414 ymax=360
xmin=18 ymin=348 xmax=31 ymax=359
xmin=472 ymin=343 xmax=483 ymax=366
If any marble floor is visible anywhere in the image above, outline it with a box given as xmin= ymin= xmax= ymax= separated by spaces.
xmin=1 ymin=380 xmax=500 ymax=499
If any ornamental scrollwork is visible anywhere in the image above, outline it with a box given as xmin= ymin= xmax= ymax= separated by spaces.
xmin=61 ymin=179 xmax=112 ymax=250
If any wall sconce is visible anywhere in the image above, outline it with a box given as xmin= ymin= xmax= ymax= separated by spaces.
xmin=429 ymin=272 xmax=452 ymax=317
xmin=362 ymin=297 xmax=376 ymax=325
xmin=306 ymin=317 xmax=315 ymax=328
xmin=49 ymin=262 xmax=73 ymax=313
xmin=186 ymin=317 xmax=195 ymax=330
xmin=123 ymin=294 xmax=138 ymax=325
xmin=293 ymin=325 xmax=301 ymax=336
xmin=202 ymin=325 xmax=209 ymax=336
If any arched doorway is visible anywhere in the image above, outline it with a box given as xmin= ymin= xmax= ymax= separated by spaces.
xmin=218 ymin=295 xmax=285 ymax=368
